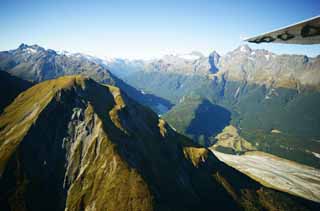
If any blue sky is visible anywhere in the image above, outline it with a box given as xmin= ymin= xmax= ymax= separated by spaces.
xmin=0 ymin=0 xmax=319 ymax=59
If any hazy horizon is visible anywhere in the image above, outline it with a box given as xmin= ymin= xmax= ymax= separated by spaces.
xmin=1 ymin=0 xmax=319 ymax=59
xmin=7 ymin=42 xmax=320 ymax=61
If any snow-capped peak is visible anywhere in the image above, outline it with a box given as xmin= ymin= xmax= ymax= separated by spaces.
xmin=239 ymin=44 xmax=251 ymax=52
xmin=234 ymin=44 xmax=252 ymax=54
xmin=176 ymin=51 xmax=204 ymax=61
xmin=102 ymin=56 xmax=117 ymax=63
xmin=265 ymin=54 xmax=270 ymax=61
xmin=24 ymin=47 xmax=37 ymax=54
xmin=57 ymin=50 xmax=73 ymax=56
xmin=17 ymin=43 xmax=46 ymax=55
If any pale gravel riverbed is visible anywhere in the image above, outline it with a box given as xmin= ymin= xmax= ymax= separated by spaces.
xmin=211 ymin=150 xmax=320 ymax=203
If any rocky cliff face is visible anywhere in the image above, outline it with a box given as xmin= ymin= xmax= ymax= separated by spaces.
xmin=0 ymin=44 xmax=115 ymax=83
xmin=215 ymin=45 xmax=320 ymax=89
xmin=142 ymin=51 xmax=212 ymax=75
xmin=0 ymin=75 xmax=318 ymax=211
xmin=119 ymin=45 xmax=320 ymax=90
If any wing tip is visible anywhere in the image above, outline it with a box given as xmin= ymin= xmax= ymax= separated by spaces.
xmin=243 ymin=15 xmax=320 ymax=44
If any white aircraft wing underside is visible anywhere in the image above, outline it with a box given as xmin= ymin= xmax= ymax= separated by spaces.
xmin=245 ymin=16 xmax=320 ymax=44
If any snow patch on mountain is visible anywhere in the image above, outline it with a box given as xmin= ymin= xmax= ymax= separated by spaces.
xmin=177 ymin=52 xmax=204 ymax=61
xmin=25 ymin=47 xmax=37 ymax=54
xmin=57 ymin=50 xmax=73 ymax=56
xmin=265 ymin=55 xmax=270 ymax=61
xmin=240 ymin=46 xmax=248 ymax=52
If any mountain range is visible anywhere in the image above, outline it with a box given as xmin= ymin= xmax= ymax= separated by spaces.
xmin=104 ymin=45 xmax=320 ymax=169
xmin=0 ymin=44 xmax=172 ymax=114
xmin=0 ymin=44 xmax=320 ymax=210
xmin=119 ymin=44 xmax=320 ymax=100
xmin=1 ymin=43 xmax=319 ymax=168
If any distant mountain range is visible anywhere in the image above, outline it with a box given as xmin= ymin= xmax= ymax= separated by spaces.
xmin=0 ymin=44 xmax=172 ymax=114
xmin=102 ymin=44 xmax=320 ymax=89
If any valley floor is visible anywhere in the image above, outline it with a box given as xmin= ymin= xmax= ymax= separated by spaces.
xmin=210 ymin=150 xmax=320 ymax=203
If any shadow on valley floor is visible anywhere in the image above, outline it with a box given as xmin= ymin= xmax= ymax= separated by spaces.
xmin=186 ymin=99 xmax=231 ymax=146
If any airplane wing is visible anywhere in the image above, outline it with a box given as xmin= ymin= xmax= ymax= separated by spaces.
xmin=244 ymin=16 xmax=320 ymax=44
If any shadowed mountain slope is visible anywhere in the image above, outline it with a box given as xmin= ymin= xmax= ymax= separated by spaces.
xmin=164 ymin=97 xmax=231 ymax=146
xmin=0 ymin=71 xmax=33 ymax=113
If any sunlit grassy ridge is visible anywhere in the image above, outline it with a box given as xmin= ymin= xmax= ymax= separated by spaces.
xmin=0 ymin=75 xmax=87 ymax=174
xmin=0 ymin=75 xmax=155 ymax=210
xmin=212 ymin=125 xmax=256 ymax=154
